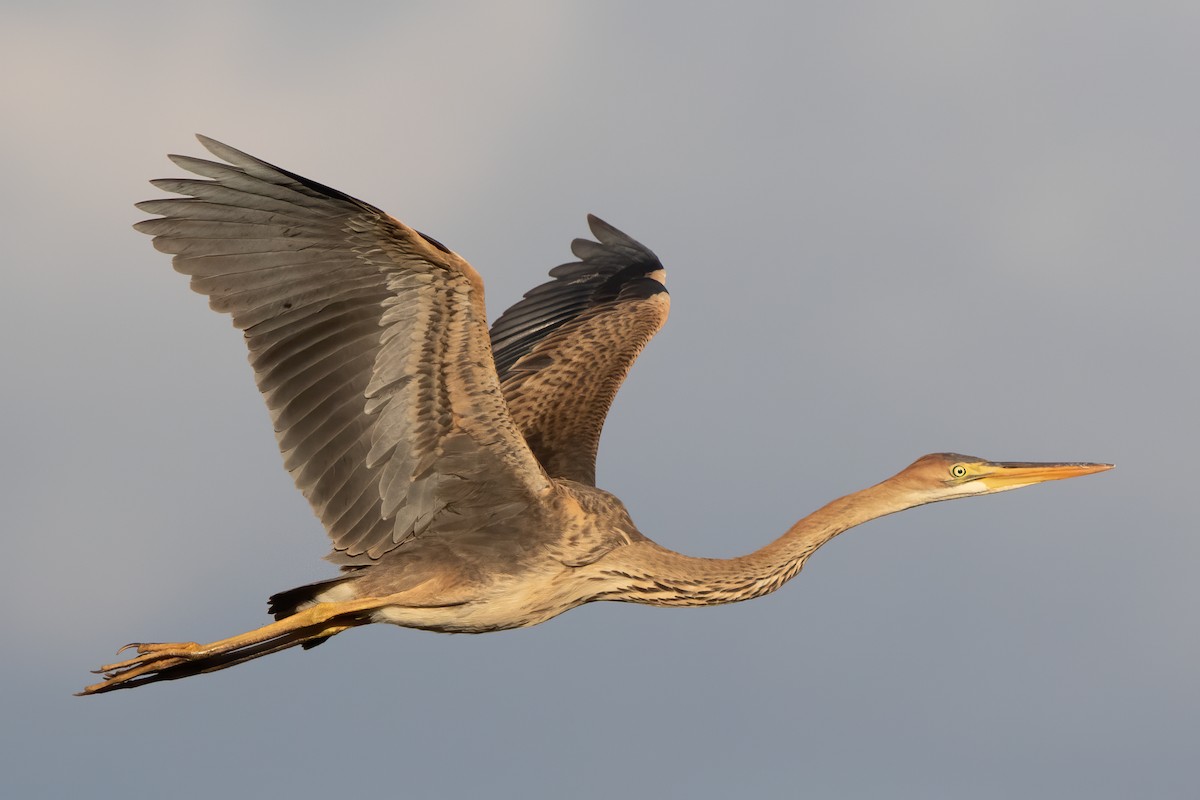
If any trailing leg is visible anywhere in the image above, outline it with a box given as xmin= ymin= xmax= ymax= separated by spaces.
xmin=78 ymin=598 xmax=385 ymax=695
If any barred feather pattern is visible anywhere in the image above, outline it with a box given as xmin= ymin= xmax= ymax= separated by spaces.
xmin=490 ymin=215 xmax=668 ymax=484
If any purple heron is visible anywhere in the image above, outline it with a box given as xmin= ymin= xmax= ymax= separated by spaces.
xmin=79 ymin=136 xmax=1111 ymax=694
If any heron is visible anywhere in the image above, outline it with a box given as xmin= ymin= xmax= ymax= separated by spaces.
xmin=79 ymin=136 xmax=1111 ymax=695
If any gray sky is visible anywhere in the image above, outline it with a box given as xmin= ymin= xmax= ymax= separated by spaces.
xmin=3 ymin=1 xmax=1196 ymax=797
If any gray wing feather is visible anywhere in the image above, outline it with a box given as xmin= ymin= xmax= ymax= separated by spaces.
xmin=138 ymin=135 xmax=550 ymax=563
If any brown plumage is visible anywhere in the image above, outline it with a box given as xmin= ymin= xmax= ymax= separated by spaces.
xmin=79 ymin=137 xmax=1110 ymax=695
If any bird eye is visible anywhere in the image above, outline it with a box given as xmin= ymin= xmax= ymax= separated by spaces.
xmin=950 ymin=464 xmax=968 ymax=478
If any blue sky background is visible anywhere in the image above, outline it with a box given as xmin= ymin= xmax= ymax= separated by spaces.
xmin=2 ymin=2 xmax=1196 ymax=797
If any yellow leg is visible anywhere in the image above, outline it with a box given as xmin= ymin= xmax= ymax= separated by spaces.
xmin=78 ymin=598 xmax=386 ymax=695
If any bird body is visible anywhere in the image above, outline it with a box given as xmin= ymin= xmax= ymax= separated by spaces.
xmin=79 ymin=138 xmax=1110 ymax=695
xmin=314 ymin=480 xmax=643 ymax=634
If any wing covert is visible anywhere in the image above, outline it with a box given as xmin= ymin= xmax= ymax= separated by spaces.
xmin=490 ymin=216 xmax=669 ymax=485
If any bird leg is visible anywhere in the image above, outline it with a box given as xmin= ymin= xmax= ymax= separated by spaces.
xmin=78 ymin=597 xmax=387 ymax=695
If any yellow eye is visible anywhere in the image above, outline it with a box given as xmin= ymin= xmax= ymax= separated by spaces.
xmin=950 ymin=464 xmax=968 ymax=479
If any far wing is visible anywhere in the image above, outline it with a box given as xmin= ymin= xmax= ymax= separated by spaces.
xmin=489 ymin=215 xmax=669 ymax=485
xmin=137 ymin=136 xmax=551 ymax=564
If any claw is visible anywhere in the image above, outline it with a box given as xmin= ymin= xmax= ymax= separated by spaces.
xmin=95 ymin=641 xmax=200 ymax=674
xmin=116 ymin=642 xmax=142 ymax=656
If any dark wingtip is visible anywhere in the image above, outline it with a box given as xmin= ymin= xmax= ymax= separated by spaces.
xmin=619 ymin=276 xmax=669 ymax=300
xmin=416 ymin=230 xmax=452 ymax=254
xmin=489 ymin=214 xmax=666 ymax=376
xmin=585 ymin=214 xmax=634 ymax=246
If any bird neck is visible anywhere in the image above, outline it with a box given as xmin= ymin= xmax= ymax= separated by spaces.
xmin=592 ymin=477 xmax=924 ymax=607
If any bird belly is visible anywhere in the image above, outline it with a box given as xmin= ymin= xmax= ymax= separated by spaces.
xmin=369 ymin=569 xmax=586 ymax=634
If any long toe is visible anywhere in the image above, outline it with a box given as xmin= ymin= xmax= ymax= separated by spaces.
xmin=96 ymin=642 xmax=201 ymax=673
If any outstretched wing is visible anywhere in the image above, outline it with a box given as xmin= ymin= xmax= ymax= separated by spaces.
xmin=137 ymin=135 xmax=551 ymax=564
xmin=489 ymin=215 xmax=669 ymax=485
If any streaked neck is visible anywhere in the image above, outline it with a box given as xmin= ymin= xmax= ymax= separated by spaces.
xmin=590 ymin=478 xmax=920 ymax=606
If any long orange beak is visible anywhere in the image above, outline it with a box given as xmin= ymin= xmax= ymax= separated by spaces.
xmin=976 ymin=461 xmax=1113 ymax=491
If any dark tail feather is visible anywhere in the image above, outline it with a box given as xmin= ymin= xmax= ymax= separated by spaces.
xmin=267 ymin=574 xmax=361 ymax=650
xmin=268 ymin=575 xmax=359 ymax=620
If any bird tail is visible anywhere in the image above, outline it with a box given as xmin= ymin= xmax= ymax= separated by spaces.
xmin=268 ymin=575 xmax=359 ymax=619
xmin=267 ymin=574 xmax=363 ymax=649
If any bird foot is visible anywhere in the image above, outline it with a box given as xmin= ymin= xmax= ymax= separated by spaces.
xmin=78 ymin=641 xmax=203 ymax=695
xmin=97 ymin=641 xmax=203 ymax=673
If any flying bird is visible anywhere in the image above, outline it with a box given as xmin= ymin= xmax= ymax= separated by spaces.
xmin=80 ymin=136 xmax=1111 ymax=694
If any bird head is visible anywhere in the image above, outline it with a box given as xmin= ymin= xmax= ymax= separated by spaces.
xmin=895 ymin=452 xmax=1113 ymax=501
